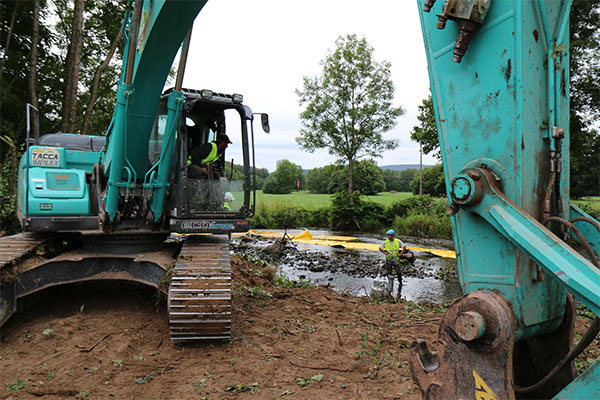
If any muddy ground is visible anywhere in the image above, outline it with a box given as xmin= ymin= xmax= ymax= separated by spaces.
xmin=232 ymin=236 xmax=458 ymax=281
xmin=1 ymin=254 xmax=597 ymax=400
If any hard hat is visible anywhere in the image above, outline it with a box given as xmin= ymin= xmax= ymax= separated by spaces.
xmin=224 ymin=192 xmax=235 ymax=201
xmin=386 ymin=229 xmax=395 ymax=236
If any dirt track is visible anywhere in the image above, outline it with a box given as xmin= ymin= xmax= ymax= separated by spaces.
xmin=1 ymin=255 xmax=597 ymax=400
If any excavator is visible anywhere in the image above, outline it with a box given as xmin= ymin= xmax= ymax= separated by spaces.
xmin=1 ymin=0 xmax=598 ymax=397
xmin=410 ymin=0 xmax=599 ymax=399
xmin=1 ymin=0 xmax=269 ymax=343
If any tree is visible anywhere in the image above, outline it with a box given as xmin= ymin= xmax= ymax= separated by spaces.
xmin=296 ymin=34 xmax=405 ymax=204
xmin=0 ymin=0 xmax=125 ymax=147
xmin=61 ymin=0 xmax=85 ymax=133
xmin=262 ymin=159 xmax=304 ymax=194
xmin=0 ymin=0 xmax=62 ymax=151
xmin=253 ymin=167 xmax=270 ymax=190
xmin=411 ymin=164 xmax=445 ymax=197
xmin=28 ymin=0 xmax=40 ymax=109
xmin=306 ymin=164 xmax=343 ymax=194
xmin=77 ymin=0 xmax=126 ymax=135
xmin=571 ymin=129 xmax=600 ymax=198
xmin=306 ymin=162 xmax=385 ymax=195
xmin=382 ymin=168 xmax=417 ymax=192
xmin=81 ymin=25 xmax=122 ymax=134
xmin=570 ymin=0 xmax=600 ymax=196
xmin=410 ymin=94 xmax=440 ymax=160
xmin=353 ymin=160 xmax=385 ymax=195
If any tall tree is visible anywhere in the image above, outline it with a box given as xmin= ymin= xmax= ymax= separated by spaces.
xmin=61 ymin=0 xmax=85 ymax=133
xmin=0 ymin=0 xmax=62 ymax=151
xmin=410 ymin=94 xmax=440 ymax=160
xmin=81 ymin=27 xmax=122 ymax=134
xmin=296 ymin=34 xmax=404 ymax=204
xmin=28 ymin=0 xmax=41 ymax=108
xmin=77 ymin=0 xmax=126 ymax=135
xmin=570 ymin=0 xmax=600 ymax=196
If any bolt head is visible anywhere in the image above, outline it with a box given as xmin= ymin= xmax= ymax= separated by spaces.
xmin=467 ymin=171 xmax=480 ymax=181
xmin=452 ymin=177 xmax=471 ymax=201
xmin=455 ymin=311 xmax=486 ymax=341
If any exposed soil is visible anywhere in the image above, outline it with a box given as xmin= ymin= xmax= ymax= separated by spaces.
xmin=1 ymin=255 xmax=597 ymax=400
xmin=0 ymin=254 xmax=442 ymax=399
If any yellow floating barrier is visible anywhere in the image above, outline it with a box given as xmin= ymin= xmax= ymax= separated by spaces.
xmin=239 ymin=229 xmax=456 ymax=259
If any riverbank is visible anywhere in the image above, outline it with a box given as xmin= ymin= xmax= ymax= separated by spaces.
xmin=232 ymin=231 xmax=461 ymax=303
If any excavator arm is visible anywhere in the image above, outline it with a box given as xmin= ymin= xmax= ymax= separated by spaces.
xmin=101 ymin=0 xmax=208 ymax=224
xmin=410 ymin=1 xmax=599 ymax=399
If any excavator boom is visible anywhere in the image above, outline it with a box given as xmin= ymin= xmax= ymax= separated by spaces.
xmin=410 ymin=1 xmax=599 ymax=399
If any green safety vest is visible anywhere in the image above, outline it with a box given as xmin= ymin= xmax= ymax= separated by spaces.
xmin=384 ymin=238 xmax=401 ymax=260
xmin=187 ymin=142 xmax=220 ymax=166
xmin=202 ymin=142 xmax=220 ymax=164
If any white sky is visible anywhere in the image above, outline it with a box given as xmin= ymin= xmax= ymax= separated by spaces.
xmin=182 ymin=0 xmax=437 ymax=172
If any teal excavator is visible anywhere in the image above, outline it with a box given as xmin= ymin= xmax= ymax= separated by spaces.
xmin=2 ymin=0 xmax=269 ymax=343
xmin=410 ymin=1 xmax=599 ymax=399
xmin=2 ymin=0 xmax=599 ymax=397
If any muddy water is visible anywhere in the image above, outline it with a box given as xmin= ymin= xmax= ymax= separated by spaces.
xmin=232 ymin=229 xmax=462 ymax=304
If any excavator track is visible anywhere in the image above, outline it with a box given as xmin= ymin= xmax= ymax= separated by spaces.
xmin=0 ymin=232 xmax=66 ymax=326
xmin=168 ymin=235 xmax=231 ymax=343
xmin=0 ymin=233 xmax=53 ymax=269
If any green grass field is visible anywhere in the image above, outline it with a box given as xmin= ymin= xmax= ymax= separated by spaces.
xmin=254 ymin=190 xmax=413 ymax=208
xmin=574 ymin=196 xmax=600 ymax=215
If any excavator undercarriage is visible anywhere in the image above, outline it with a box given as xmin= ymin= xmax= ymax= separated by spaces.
xmin=0 ymin=232 xmax=233 ymax=344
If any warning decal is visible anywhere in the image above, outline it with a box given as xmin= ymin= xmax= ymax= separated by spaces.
xmin=31 ymin=147 xmax=59 ymax=167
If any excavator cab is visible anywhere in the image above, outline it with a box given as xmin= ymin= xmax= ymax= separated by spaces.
xmin=149 ymin=88 xmax=267 ymax=234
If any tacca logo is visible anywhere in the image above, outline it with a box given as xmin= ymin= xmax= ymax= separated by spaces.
xmin=31 ymin=148 xmax=60 ymax=167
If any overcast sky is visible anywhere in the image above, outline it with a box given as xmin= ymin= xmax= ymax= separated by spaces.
xmin=182 ymin=0 xmax=437 ymax=172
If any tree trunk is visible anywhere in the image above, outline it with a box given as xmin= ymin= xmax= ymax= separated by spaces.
xmin=0 ymin=1 xmax=19 ymax=80
xmin=28 ymin=0 xmax=40 ymax=109
xmin=81 ymin=29 xmax=122 ymax=135
xmin=348 ymin=158 xmax=354 ymax=205
xmin=61 ymin=0 xmax=85 ymax=134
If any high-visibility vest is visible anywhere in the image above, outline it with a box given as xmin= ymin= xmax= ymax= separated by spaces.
xmin=202 ymin=142 xmax=220 ymax=164
xmin=187 ymin=142 xmax=220 ymax=166
xmin=384 ymin=238 xmax=401 ymax=260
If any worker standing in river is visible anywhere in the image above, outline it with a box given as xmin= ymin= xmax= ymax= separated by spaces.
xmin=379 ymin=229 xmax=407 ymax=297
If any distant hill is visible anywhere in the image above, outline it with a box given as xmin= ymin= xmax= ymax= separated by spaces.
xmin=379 ymin=164 xmax=432 ymax=171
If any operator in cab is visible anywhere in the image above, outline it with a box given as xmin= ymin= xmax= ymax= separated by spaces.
xmin=188 ymin=133 xmax=232 ymax=179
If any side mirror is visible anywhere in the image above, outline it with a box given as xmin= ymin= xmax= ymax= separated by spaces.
xmin=261 ymin=114 xmax=270 ymax=134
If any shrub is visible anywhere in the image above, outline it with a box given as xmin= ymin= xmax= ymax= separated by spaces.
xmin=330 ymin=191 xmax=385 ymax=231
xmin=384 ymin=195 xmax=447 ymax=222
xmin=392 ymin=214 xmax=452 ymax=239
xmin=250 ymin=203 xmax=330 ymax=229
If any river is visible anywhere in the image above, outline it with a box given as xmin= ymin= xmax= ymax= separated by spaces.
xmin=232 ymin=229 xmax=463 ymax=304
